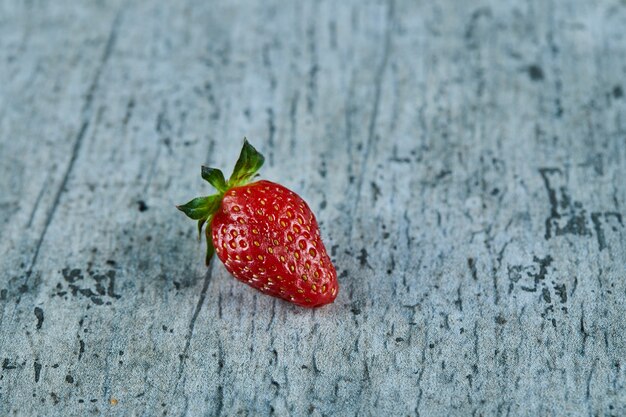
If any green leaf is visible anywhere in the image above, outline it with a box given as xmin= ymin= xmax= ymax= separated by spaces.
xmin=204 ymin=225 xmax=215 ymax=266
xmin=201 ymin=166 xmax=227 ymax=193
xmin=228 ymin=138 xmax=265 ymax=186
xmin=176 ymin=195 xmax=221 ymax=220
xmin=197 ymin=217 xmax=207 ymax=239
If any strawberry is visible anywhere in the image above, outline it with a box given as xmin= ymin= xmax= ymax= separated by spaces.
xmin=177 ymin=139 xmax=338 ymax=307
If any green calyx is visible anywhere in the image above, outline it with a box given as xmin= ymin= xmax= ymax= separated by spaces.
xmin=177 ymin=138 xmax=265 ymax=265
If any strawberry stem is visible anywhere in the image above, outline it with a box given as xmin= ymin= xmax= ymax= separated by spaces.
xmin=177 ymin=138 xmax=265 ymax=265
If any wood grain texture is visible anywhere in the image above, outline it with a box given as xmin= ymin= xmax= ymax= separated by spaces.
xmin=1 ymin=0 xmax=625 ymax=416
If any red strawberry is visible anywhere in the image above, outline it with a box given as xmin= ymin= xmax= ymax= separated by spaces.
xmin=177 ymin=139 xmax=338 ymax=307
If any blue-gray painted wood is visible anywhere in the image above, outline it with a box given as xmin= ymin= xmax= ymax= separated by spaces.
xmin=1 ymin=0 xmax=625 ymax=416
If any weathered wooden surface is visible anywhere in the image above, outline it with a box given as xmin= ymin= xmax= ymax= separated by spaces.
xmin=1 ymin=0 xmax=625 ymax=415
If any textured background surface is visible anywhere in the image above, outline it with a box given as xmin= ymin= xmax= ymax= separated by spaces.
xmin=1 ymin=0 xmax=625 ymax=416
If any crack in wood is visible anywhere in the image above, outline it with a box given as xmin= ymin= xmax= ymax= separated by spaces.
xmin=175 ymin=267 xmax=213 ymax=387
xmin=23 ymin=10 xmax=123 ymax=283
xmin=349 ymin=0 xmax=394 ymax=240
